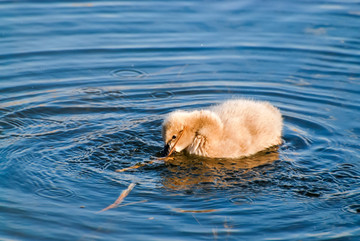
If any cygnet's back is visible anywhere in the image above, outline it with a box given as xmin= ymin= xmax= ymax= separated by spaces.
xmin=210 ymin=99 xmax=282 ymax=157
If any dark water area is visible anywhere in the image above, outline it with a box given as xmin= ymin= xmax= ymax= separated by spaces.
xmin=1 ymin=0 xmax=360 ymax=240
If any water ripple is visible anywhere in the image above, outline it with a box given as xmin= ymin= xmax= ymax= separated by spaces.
xmin=1 ymin=0 xmax=360 ymax=240
xmin=111 ymin=68 xmax=147 ymax=79
xmin=344 ymin=204 xmax=360 ymax=214
xmin=150 ymin=90 xmax=174 ymax=99
xmin=35 ymin=187 xmax=76 ymax=200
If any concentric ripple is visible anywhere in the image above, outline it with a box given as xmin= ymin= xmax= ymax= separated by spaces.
xmin=111 ymin=69 xmax=147 ymax=79
xmin=36 ymin=187 xmax=76 ymax=200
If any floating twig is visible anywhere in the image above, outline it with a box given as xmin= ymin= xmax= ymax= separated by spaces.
xmin=115 ymin=156 xmax=173 ymax=173
xmin=115 ymin=160 xmax=156 ymax=172
xmin=116 ymin=199 xmax=148 ymax=208
xmin=172 ymin=208 xmax=217 ymax=213
xmin=99 ymin=183 xmax=136 ymax=212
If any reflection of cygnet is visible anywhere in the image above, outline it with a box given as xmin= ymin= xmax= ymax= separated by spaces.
xmin=162 ymin=99 xmax=283 ymax=158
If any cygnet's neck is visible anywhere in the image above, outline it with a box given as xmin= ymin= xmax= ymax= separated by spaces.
xmin=190 ymin=110 xmax=223 ymax=142
xmin=183 ymin=110 xmax=224 ymax=157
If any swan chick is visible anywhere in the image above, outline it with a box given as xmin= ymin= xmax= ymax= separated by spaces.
xmin=162 ymin=99 xmax=282 ymax=158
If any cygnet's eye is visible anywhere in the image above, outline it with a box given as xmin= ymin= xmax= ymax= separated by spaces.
xmin=172 ymin=135 xmax=177 ymax=140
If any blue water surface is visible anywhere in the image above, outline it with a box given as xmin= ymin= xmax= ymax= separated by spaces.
xmin=1 ymin=0 xmax=360 ymax=240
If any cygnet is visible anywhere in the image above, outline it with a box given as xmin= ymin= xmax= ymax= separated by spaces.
xmin=162 ymin=99 xmax=282 ymax=158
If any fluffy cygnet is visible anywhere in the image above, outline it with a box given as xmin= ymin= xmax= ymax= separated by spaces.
xmin=162 ymin=99 xmax=282 ymax=158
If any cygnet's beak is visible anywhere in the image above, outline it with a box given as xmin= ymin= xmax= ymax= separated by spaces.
xmin=162 ymin=129 xmax=185 ymax=157
xmin=163 ymin=140 xmax=177 ymax=157
xmin=163 ymin=143 xmax=171 ymax=156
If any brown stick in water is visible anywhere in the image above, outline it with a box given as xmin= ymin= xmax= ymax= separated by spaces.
xmin=99 ymin=183 xmax=136 ymax=212
xmin=116 ymin=161 xmax=155 ymax=172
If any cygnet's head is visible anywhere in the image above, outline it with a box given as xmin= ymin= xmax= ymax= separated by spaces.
xmin=162 ymin=110 xmax=197 ymax=156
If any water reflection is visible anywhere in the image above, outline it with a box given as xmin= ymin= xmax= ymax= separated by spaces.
xmin=162 ymin=146 xmax=279 ymax=190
